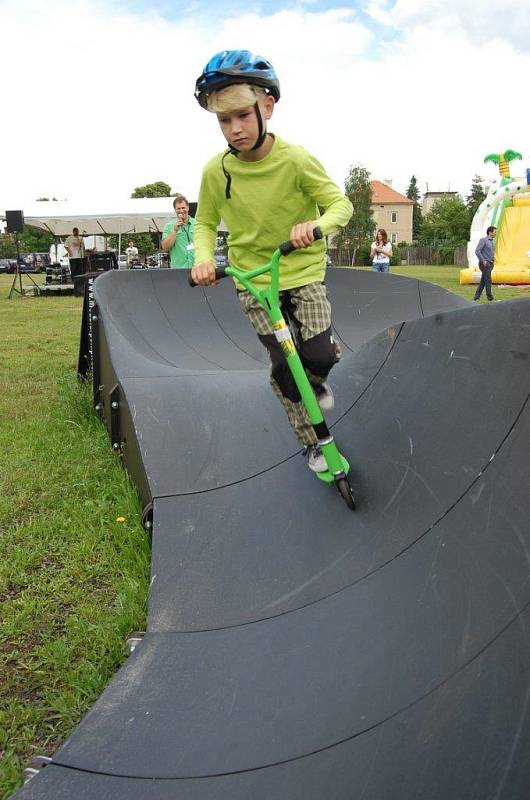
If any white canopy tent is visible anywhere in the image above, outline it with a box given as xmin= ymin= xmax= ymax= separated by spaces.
xmin=0 ymin=199 xmax=232 ymax=261
xmin=0 ymin=198 xmax=182 ymax=254
xmin=1 ymin=198 xmax=178 ymax=235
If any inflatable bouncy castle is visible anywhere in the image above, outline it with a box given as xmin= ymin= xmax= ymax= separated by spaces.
xmin=461 ymin=149 xmax=530 ymax=285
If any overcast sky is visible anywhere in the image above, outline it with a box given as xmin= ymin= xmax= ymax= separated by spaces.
xmin=0 ymin=0 xmax=529 ymax=211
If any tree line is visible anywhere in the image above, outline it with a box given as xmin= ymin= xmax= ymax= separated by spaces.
xmin=1 ymin=175 xmax=486 ymax=262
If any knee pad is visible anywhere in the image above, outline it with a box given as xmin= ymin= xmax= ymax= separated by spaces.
xmin=271 ymin=361 xmax=301 ymax=403
xmin=258 ymin=332 xmax=302 ymax=403
xmin=299 ymin=327 xmax=339 ymax=378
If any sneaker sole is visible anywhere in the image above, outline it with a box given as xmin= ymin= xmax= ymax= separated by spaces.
xmin=318 ymin=398 xmax=335 ymax=412
xmin=307 ymin=459 xmax=328 ymax=473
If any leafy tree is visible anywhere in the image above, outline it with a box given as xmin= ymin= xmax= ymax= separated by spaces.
xmin=406 ymin=175 xmax=422 ymax=241
xmin=132 ymin=233 xmax=156 ymax=255
xmin=17 ymin=228 xmax=54 ymax=253
xmin=466 ymin=174 xmax=487 ymax=220
xmin=336 ymin=165 xmax=374 ymax=265
xmin=131 ymin=181 xmax=172 ymax=198
xmin=0 ymin=234 xmax=16 ymax=258
xmin=119 ymin=181 xmax=174 ymax=251
xmin=419 ymin=196 xmax=470 ymax=247
xmin=108 ymin=233 xmax=157 ymax=255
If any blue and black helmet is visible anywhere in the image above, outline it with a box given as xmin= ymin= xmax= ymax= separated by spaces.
xmin=194 ymin=50 xmax=280 ymax=109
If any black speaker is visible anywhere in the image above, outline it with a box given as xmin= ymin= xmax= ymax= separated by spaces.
xmin=88 ymin=252 xmax=118 ymax=271
xmin=6 ymin=210 xmax=24 ymax=233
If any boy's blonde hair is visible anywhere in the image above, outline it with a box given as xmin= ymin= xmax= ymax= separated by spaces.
xmin=207 ymin=83 xmax=268 ymax=114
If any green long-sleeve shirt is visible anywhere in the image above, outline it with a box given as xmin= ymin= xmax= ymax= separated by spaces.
xmin=194 ymin=135 xmax=352 ymax=290
xmin=161 ymin=217 xmax=196 ymax=268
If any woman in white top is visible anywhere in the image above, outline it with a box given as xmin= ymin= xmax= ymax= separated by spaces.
xmin=370 ymin=228 xmax=392 ymax=272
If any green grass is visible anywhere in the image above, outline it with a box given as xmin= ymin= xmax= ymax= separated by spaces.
xmin=0 ymin=276 xmax=151 ymax=799
xmin=351 ymin=263 xmax=530 ymax=303
xmin=0 ymin=267 xmax=529 ymax=799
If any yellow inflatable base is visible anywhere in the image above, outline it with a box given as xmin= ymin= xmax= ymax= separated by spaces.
xmin=460 ymin=268 xmax=530 ymax=285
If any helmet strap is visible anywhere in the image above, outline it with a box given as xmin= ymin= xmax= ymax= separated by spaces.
xmin=251 ymin=102 xmax=267 ymax=150
xmin=221 ymin=150 xmax=234 ymax=199
xmin=221 ymin=101 xmax=267 ymax=199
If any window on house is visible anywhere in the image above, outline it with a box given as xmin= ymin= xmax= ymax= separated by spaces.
xmin=391 ymin=233 xmax=398 ymax=244
xmin=390 ymin=212 xmax=397 ymax=223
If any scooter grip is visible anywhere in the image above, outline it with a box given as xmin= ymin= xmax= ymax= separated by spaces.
xmin=188 ymin=268 xmax=227 ymax=287
xmin=279 ymin=226 xmax=323 ymax=257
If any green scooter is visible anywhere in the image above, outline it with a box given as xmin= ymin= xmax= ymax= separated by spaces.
xmin=190 ymin=228 xmax=355 ymax=510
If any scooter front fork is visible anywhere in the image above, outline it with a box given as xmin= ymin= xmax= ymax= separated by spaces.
xmin=271 ymin=314 xmax=350 ymax=482
xmin=315 ymin=433 xmax=350 ymax=485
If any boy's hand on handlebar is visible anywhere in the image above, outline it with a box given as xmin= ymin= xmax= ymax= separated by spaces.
xmin=289 ymin=221 xmax=319 ymax=249
xmin=191 ymin=262 xmax=218 ymax=286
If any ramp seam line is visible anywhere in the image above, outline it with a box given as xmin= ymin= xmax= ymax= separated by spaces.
xmin=98 ymin=291 xmax=225 ymax=372
xmin=151 ymin=323 xmax=407 ymax=500
xmin=151 ymin=276 xmax=236 ymax=370
xmin=202 ymin=287 xmax=269 ymax=366
xmin=416 ymin=279 xmax=425 ymax=318
xmin=149 ymin=391 xmax=530 ymax=634
xmin=51 ymin=595 xmax=530 ymax=780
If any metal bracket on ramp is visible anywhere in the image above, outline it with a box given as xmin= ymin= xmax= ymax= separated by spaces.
xmin=110 ymin=384 xmax=122 ymax=454
xmin=125 ymin=631 xmax=146 ymax=655
xmin=22 ymin=756 xmax=52 ymax=784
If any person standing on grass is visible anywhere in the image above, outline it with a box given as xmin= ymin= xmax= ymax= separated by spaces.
xmin=64 ymin=227 xmax=86 ymax=279
xmin=125 ymin=240 xmax=139 ymax=267
xmin=190 ymin=50 xmax=352 ymax=473
xmin=161 ymin=195 xmax=196 ymax=268
xmin=370 ymin=228 xmax=392 ymax=272
xmin=474 ymin=226 xmax=496 ymax=302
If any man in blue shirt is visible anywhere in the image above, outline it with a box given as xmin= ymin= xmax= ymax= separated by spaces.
xmin=474 ymin=225 xmax=496 ymax=302
xmin=161 ymin=195 xmax=196 ymax=268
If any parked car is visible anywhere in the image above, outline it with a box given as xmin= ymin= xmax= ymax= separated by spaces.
xmin=147 ymin=252 xmax=169 ymax=269
xmin=21 ymin=253 xmax=51 ymax=273
xmin=0 ymin=258 xmax=14 ymax=273
xmin=215 ymin=248 xmax=228 ymax=268
xmin=2 ymin=257 xmax=30 ymax=274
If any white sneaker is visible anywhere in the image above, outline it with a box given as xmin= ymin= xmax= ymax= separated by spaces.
xmin=313 ymin=382 xmax=334 ymax=412
xmin=306 ymin=444 xmax=327 ymax=473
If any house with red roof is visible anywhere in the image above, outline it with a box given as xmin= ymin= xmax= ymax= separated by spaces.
xmin=371 ymin=180 xmax=414 ymax=245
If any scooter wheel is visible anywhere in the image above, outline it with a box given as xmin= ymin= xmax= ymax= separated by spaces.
xmin=336 ymin=477 xmax=356 ymax=510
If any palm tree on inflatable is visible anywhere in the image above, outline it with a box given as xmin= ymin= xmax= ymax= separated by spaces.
xmin=484 ymin=149 xmax=522 ymax=180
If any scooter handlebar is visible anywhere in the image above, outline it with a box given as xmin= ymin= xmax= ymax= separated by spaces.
xmin=188 ymin=268 xmax=227 ymax=287
xmin=279 ymin=226 xmax=323 ymax=257
xmin=188 ymin=226 xmax=324 ymax=286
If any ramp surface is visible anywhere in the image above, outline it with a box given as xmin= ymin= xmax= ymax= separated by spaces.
xmin=14 ymin=269 xmax=530 ymax=800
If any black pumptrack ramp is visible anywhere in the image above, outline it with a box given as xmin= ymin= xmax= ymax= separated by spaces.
xmin=13 ymin=269 xmax=530 ymax=800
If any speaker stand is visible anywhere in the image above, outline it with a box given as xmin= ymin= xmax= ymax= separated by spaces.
xmin=7 ymin=233 xmax=40 ymax=299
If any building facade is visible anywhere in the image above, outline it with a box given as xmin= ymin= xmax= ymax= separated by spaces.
xmin=371 ymin=181 xmax=414 ymax=245
xmin=422 ymin=191 xmax=459 ymax=215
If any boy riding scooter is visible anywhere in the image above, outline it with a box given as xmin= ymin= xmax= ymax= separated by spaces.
xmin=191 ymin=50 xmax=352 ymax=475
